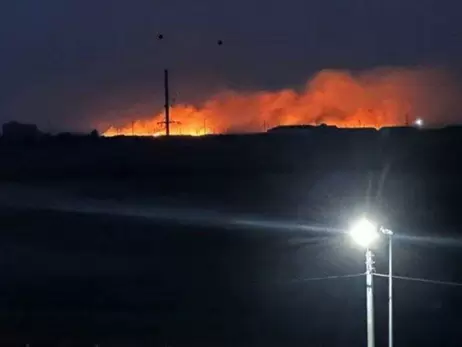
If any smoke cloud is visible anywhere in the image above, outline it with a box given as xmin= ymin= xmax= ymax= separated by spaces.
xmin=103 ymin=67 xmax=461 ymax=136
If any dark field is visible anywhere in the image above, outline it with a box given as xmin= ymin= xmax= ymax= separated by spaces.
xmin=0 ymin=204 xmax=459 ymax=346
xmin=0 ymin=129 xmax=462 ymax=345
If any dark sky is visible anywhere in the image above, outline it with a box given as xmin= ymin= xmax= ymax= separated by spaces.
xmin=1 ymin=0 xmax=461 ymax=131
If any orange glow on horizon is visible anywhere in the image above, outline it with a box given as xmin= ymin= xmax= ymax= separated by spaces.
xmin=102 ymin=107 xmax=398 ymax=137
xmin=102 ymin=68 xmax=454 ymax=137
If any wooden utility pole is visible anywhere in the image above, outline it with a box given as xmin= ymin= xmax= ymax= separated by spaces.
xmin=404 ymin=113 xmax=409 ymax=126
xmin=164 ymin=69 xmax=170 ymax=136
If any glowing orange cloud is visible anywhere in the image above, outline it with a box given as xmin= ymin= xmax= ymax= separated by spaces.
xmin=102 ymin=67 xmax=458 ymax=136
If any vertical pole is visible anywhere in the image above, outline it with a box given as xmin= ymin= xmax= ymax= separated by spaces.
xmin=389 ymin=236 xmax=393 ymax=347
xmin=164 ymin=69 xmax=170 ymax=136
xmin=366 ymin=249 xmax=375 ymax=347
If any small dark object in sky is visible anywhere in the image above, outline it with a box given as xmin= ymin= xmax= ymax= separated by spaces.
xmin=157 ymin=34 xmax=164 ymax=40
xmin=217 ymin=39 xmax=223 ymax=45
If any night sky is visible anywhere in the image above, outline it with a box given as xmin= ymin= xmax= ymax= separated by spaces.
xmin=1 ymin=0 xmax=462 ymax=131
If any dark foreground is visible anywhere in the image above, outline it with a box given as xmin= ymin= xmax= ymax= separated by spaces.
xmin=0 ymin=205 xmax=459 ymax=347
xmin=0 ymin=128 xmax=462 ymax=345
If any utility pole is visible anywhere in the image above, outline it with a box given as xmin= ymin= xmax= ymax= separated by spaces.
xmin=157 ymin=34 xmax=171 ymax=137
xmin=157 ymin=34 xmax=222 ymax=137
xmin=164 ymin=68 xmax=170 ymax=136
xmin=365 ymin=249 xmax=375 ymax=347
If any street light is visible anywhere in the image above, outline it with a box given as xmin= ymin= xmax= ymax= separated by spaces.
xmin=350 ymin=218 xmax=394 ymax=347
xmin=350 ymin=218 xmax=379 ymax=248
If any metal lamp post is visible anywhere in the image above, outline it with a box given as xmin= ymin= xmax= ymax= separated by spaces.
xmin=380 ymin=226 xmax=394 ymax=347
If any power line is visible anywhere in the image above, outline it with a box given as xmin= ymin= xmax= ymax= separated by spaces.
xmin=289 ymin=272 xmax=365 ymax=283
xmin=374 ymin=273 xmax=462 ymax=287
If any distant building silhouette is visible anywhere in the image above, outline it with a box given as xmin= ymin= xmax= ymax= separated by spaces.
xmin=2 ymin=121 xmax=40 ymax=142
xmin=379 ymin=126 xmax=418 ymax=136
xmin=267 ymin=124 xmax=337 ymax=134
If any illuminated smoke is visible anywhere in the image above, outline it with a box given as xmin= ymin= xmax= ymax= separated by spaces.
xmin=103 ymin=67 xmax=459 ymax=136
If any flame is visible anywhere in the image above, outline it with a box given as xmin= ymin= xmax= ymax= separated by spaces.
xmin=103 ymin=105 xmax=214 ymax=137
xmin=102 ymin=68 xmax=456 ymax=136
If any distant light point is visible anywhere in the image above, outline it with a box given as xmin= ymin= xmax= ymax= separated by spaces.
xmin=414 ymin=118 xmax=424 ymax=127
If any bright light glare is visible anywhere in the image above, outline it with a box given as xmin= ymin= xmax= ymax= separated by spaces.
xmin=414 ymin=118 xmax=424 ymax=127
xmin=350 ymin=218 xmax=379 ymax=248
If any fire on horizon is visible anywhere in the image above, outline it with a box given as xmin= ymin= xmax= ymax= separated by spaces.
xmin=102 ymin=67 xmax=457 ymax=137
